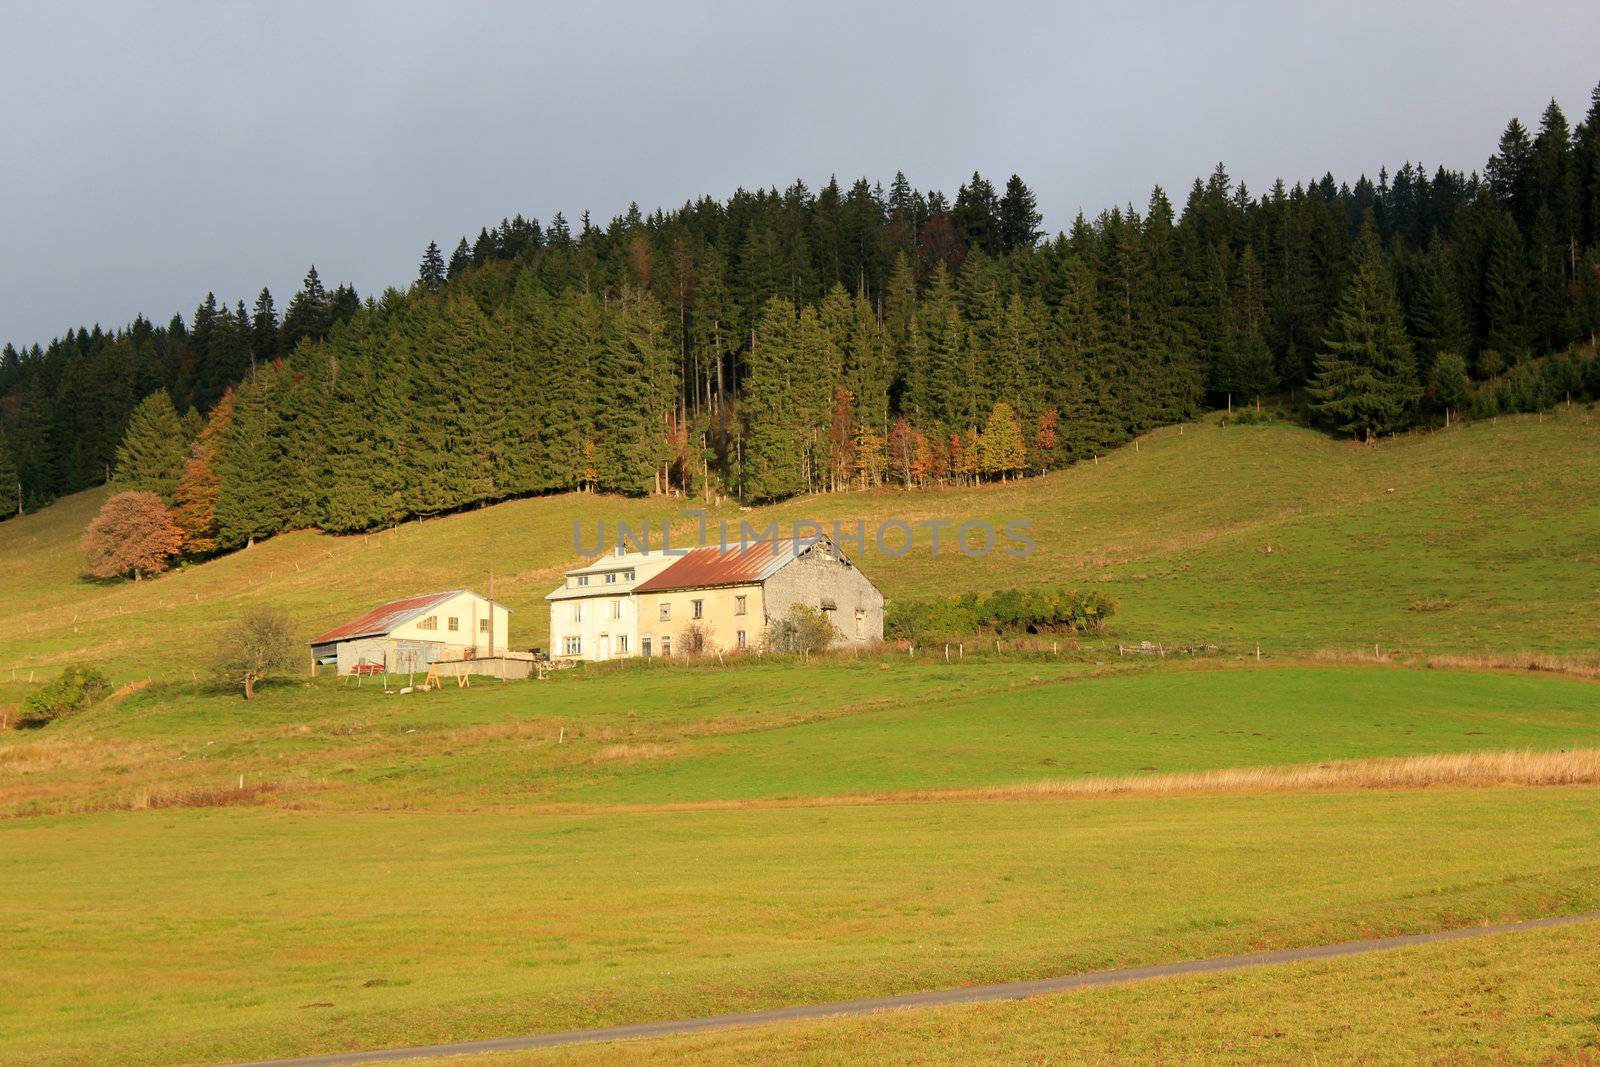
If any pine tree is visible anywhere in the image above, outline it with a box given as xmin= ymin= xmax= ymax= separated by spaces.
xmin=1483 ymin=214 xmax=1534 ymax=362
xmin=741 ymin=297 xmax=805 ymax=501
xmin=1429 ymin=352 xmax=1470 ymax=426
xmin=251 ymin=288 xmax=279 ymax=367
xmin=213 ymin=372 xmax=287 ymax=548
xmin=113 ymin=390 xmax=190 ymax=502
xmin=997 ymin=175 xmax=1044 ymax=251
xmin=419 ymin=241 xmax=447 ymax=290
xmin=281 ymin=266 xmax=333 ymax=353
xmin=1309 ymin=223 xmax=1422 ymax=441
xmin=0 ymin=422 xmax=19 ymax=517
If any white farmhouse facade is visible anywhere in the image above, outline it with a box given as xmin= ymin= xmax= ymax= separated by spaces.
xmin=544 ymin=550 xmax=677 ymax=661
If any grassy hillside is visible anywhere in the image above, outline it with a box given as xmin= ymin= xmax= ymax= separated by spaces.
xmin=1 ymin=406 xmax=1597 ymax=689
xmin=4 ymin=408 xmax=1600 ymax=1064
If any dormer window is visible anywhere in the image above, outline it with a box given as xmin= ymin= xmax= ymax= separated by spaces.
xmin=605 ymin=572 xmax=617 ymax=583
xmin=577 ymin=575 xmax=590 ymax=586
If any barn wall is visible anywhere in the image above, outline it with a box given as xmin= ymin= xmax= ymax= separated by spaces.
xmin=762 ymin=547 xmax=884 ymax=646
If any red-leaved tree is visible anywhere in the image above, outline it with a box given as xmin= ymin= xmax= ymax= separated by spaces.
xmin=82 ymin=491 xmax=182 ymax=580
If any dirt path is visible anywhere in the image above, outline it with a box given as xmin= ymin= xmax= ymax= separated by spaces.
xmin=225 ymin=911 xmax=1600 ymax=1066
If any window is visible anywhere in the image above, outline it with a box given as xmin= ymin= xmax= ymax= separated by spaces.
xmin=572 ymin=603 xmax=583 ymax=623
xmin=659 ymin=602 xmax=672 ymax=622
xmin=660 ymin=635 xmax=671 ymax=656
xmin=736 ymin=629 xmax=747 ymax=649
xmin=417 ymin=615 xmax=437 ymax=631
xmin=577 ymin=575 xmax=590 ymax=586
xmin=617 ymin=634 xmax=630 ymax=653
xmin=562 ymin=636 xmax=582 ymax=656
xmin=447 ymin=617 xmax=459 ymax=632
xmin=692 ymin=599 xmax=703 ymax=620
xmin=625 ymin=569 xmax=636 ymax=580
xmin=479 ymin=618 xmax=489 ymax=633
xmin=610 ymin=600 xmax=623 ymax=620
xmin=734 ymin=595 xmax=747 ymax=616
xmin=642 ymin=637 xmax=652 ymax=657
xmin=855 ymin=609 xmax=865 ymax=638
xmin=605 ymin=572 xmax=617 ymax=583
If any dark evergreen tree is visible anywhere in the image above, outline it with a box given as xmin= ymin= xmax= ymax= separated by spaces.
xmin=112 ymin=390 xmax=189 ymax=501
xmin=997 ymin=174 xmax=1044 ymax=252
xmin=1309 ymin=223 xmax=1422 ymax=440
xmin=419 ymin=241 xmax=447 ymax=290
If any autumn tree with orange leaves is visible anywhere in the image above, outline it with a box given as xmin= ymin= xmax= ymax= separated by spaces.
xmin=82 ymin=491 xmax=182 ymax=580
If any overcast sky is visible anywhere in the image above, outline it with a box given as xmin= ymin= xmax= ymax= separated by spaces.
xmin=4 ymin=1 xmax=1597 ymax=349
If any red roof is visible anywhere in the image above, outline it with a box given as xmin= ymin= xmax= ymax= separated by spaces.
xmin=308 ymin=590 xmax=465 ymax=645
xmin=633 ymin=540 xmax=801 ymax=593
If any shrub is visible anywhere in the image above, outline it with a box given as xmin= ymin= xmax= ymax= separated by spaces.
xmin=17 ymin=665 xmax=111 ymax=728
xmin=212 ymin=609 xmax=300 ymax=700
xmin=766 ymin=604 xmax=837 ymax=654
xmin=885 ymin=587 xmax=1118 ymax=642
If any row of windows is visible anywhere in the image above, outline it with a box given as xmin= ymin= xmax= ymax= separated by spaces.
xmin=573 ymin=568 xmax=637 ymax=588
xmin=570 ymin=601 xmax=629 ymax=623
xmin=560 ymin=630 xmax=748 ymax=658
xmin=656 ymin=595 xmax=746 ymax=622
xmin=416 ymin=615 xmax=491 ymax=633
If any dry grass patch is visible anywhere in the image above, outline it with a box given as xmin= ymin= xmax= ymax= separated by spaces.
xmin=916 ymin=747 xmax=1600 ymax=803
xmin=592 ymin=742 xmax=679 ymax=764
xmin=1429 ymin=651 xmax=1600 ymax=680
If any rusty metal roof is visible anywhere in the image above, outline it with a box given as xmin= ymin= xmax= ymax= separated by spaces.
xmin=633 ymin=539 xmax=808 ymax=593
xmin=308 ymin=590 xmax=469 ymax=646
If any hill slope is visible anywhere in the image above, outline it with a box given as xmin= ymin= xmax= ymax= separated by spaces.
xmin=1 ymin=407 xmax=1597 ymax=683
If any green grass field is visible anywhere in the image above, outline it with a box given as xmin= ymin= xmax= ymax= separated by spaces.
xmin=495 ymin=921 xmax=1600 ymax=1065
xmin=4 ymin=789 xmax=1598 ymax=1065
xmin=2 ymin=411 xmax=1599 ymax=1063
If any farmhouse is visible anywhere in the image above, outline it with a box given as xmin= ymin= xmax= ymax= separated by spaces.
xmin=544 ymin=549 xmax=679 ymax=660
xmin=547 ymin=537 xmax=883 ymax=661
xmin=310 ymin=589 xmax=511 ymax=675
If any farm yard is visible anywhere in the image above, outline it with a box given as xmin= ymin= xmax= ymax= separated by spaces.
xmin=2 ymin=411 xmax=1600 ymax=1064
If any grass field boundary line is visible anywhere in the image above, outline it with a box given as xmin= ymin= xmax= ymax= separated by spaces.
xmin=220 ymin=911 xmax=1600 ymax=1067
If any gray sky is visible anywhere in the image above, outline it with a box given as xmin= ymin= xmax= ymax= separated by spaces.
xmin=4 ymin=0 xmax=1597 ymax=349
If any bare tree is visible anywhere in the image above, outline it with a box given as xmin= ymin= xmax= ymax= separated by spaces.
xmin=213 ymin=609 xmax=300 ymax=700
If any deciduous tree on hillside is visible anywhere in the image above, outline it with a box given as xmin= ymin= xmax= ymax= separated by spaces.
xmin=171 ymin=387 xmax=236 ymax=554
xmin=82 ymin=491 xmax=182 ymax=580
xmin=212 ymin=609 xmax=299 ymax=701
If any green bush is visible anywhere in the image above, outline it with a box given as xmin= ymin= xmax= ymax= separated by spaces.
xmin=17 ymin=665 xmax=111 ymax=728
xmin=886 ymin=587 xmax=1117 ymax=643
xmin=766 ymin=604 xmax=837 ymax=654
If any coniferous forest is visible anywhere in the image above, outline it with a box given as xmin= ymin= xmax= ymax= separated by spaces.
xmin=3 ymin=86 xmax=1600 ymax=556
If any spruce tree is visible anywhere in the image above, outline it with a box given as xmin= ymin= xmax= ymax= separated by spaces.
xmin=251 ymin=288 xmax=279 ymax=366
xmin=0 ymin=423 xmax=19 ymax=517
xmin=997 ymin=175 xmax=1044 ymax=251
xmin=1483 ymin=214 xmax=1534 ymax=361
xmin=741 ymin=297 xmax=805 ymax=501
xmin=419 ymin=241 xmax=447 ymax=290
xmin=1309 ymin=223 xmax=1422 ymax=441
xmin=1429 ymin=352 xmax=1470 ymax=426
xmin=113 ymin=390 xmax=190 ymax=502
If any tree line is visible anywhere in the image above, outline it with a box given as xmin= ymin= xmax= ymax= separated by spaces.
xmin=4 ymin=84 xmax=1600 ymax=554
